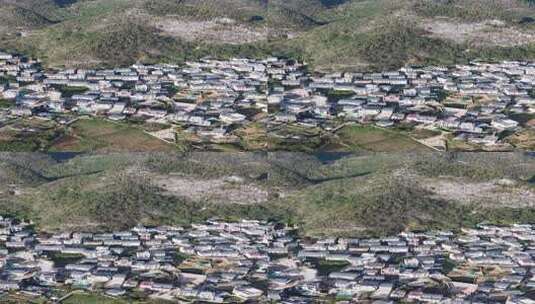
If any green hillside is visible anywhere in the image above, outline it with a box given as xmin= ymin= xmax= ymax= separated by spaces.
xmin=0 ymin=152 xmax=534 ymax=236
xmin=0 ymin=0 xmax=69 ymax=22
xmin=0 ymin=6 xmax=53 ymax=29
xmin=273 ymin=153 xmax=535 ymax=236
xmin=1 ymin=0 xmax=535 ymax=70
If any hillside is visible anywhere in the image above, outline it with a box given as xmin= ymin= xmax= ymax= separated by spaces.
xmin=0 ymin=5 xmax=53 ymax=31
xmin=287 ymin=0 xmax=535 ymax=70
xmin=0 ymin=0 xmax=324 ymax=67
xmin=273 ymin=153 xmax=535 ymax=236
xmin=0 ymin=152 xmax=533 ymax=236
xmin=1 ymin=0 xmax=535 ymax=70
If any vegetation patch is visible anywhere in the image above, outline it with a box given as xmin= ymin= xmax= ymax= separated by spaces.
xmin=0 ymin=151 xmax=534 ymax=238
xmin=2 ymin=0 xmax=535 ymax=70
xmin=413 ymin=0 xmax=534 ymax=23
xmin=63 ymin=293 xmax=126 ymax=304
xmin=52 ymin=85 xmax=89 ymax=98
xmin=0 ymin=99 xmax=14 ymax=108
xmin=335 ymin=125 xmax=429 ymax=152
xmin=48 ymin=252 xmax=84 ymax=267
xmin=0 ymin=119 xmax=63 ymax=152
xmin=50 ymin=118 xmax=175 ymax=152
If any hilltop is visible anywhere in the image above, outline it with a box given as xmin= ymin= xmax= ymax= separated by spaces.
xmin=1 ymin=0 xmax=535 ymax=70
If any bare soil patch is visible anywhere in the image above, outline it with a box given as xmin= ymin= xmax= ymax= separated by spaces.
xmin=422 ymin=18 xmax=535 ymax=47
xmin=420 ymin=177 xmax=535 ymax=208
xmin=153 ymin=17 xmax=270 ymax=44
xmin=153 ymin=174 xmax=269 ymax=204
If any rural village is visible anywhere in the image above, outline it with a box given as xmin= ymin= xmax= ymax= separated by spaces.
xmin=0 ymin=216 xmax=535 ymax=303
xmin=1 ymin=0 xmax=535 ymax=303
xmin=0 ymin=51 xmax=534 ymax=151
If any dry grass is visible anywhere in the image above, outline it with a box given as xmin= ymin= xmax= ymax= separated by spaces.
xmin=506 ymin=129 xmax=535 ymax=150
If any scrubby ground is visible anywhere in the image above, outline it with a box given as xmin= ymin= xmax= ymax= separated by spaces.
xmin=422 ymin=177 xmax=535 ymax=208
xmin=0 ymin=118 xmax=176 ymax=152
xmin=422 ymin=18 xmax=535 ymax=47
xmin=152 ymin=174 xmax=270 ymax=204
xmin=152 ymin=18 xmax=272 ymax=44
xmin=2 ymin=0 xmax=535 ymax=70
xmin=0 ymin=152 xmax=533 ymax=237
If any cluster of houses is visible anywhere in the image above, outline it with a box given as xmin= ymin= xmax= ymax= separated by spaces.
xmin=0 ymin=51 xmax=272 ymax=143
xmin=1 ymin=50 xmax=534 ymax=147
xmin=1 ymin=215 xmax=535 ymax=303
xmin=271 ymin=61 xmax=535 ymax=147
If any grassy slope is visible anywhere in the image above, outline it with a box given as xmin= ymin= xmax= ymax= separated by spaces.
xmin=63 ymin=292 xmax=175 ymax=304
xmin=50 ymin=118 xmax=176 ymax=152
xmin=0 ymin=0 xmax=70 ymax=23
xmin=63 ymin=293 xmax=126 ymax=304
xmin=0 ymin=116 xmax=429 ymax=153
xmin=283 ymin=0 xmax=535 ymax=70
xmin=272 ymin=152 xmax=535 ymax=237
xmin=1 ymin=152 xmax=533 ymax=236
xmin=2 ymin=0 xmax=535 ymax=70
xmin=1 ymin=0 xmax=312 ymax=67
xmin=0 ymin=119 xmax=62 ymax=152
xmin=413 ymin=0 xmax=535 ymax=22
xmin=0 ymin=5 xmax=54 ymax=30
xmin=273 ymin=173 xmax=469 ymax=236
xmin=0 ymin=152 xmax=294 ymax=231
xmin=334 ymin=125 xmax=430 ymax=152
xmin=145 ymin=0 xmax=265 ymax=22
xmin=0 ymin=118 xmax=176 ymax=152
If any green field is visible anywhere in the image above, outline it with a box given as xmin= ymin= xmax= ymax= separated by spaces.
xmin=62 ymin=293 xmax=174 ymax=304
xmin=0 ymin=117 xmax=179 ymax=153
xmin=0 ymin=117 xmax=432 ymax=153
xmin=334 ymin=125 xmax=430 ymax=152
xmin=63 ymin=293 xmax=126 ymax=304
xmin=0 ymin=99 xmax=14 ymax=108
xmin=0 ymin=118 xmax=62 ymax=152
xmin=267 ymin=124 xmax=325 ymax=152
xmin=0 ymin=294 xmax=48 ymax=304
xmin=50 ymin=118 xmax=176 ymax=152
xmin=235 ymin=123 xmax=431 ymax=152
xmin=53 ymin=85 xmax=89 ymax=98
